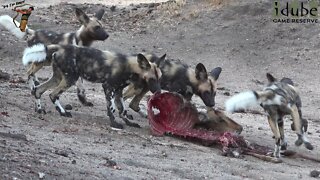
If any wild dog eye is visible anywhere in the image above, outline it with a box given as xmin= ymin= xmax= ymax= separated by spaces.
xmin=94 ymin=26 xmax=101 ymax=30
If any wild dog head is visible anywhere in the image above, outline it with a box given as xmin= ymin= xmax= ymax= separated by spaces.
xmin=75 ymin=8 xmax=109 ymax=44
xmin=194 ymin=63 xmax=222 ymax=107
xmin=195 ymin=108 xmax=243 ymax=134
xmin=135 ymin=54 xmax=165 ymax=93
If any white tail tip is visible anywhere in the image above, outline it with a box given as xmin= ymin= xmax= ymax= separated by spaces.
xmin=0 ymin=15 xmax=26 ymax=39
xmin=225 ymin=91 xmax=259 ymax=113
xmin=22 ymin=44 xmax=47 ymax=66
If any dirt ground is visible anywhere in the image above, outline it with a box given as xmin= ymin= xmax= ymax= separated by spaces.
xmin=0 ymin=0 xmax=320 ymax=179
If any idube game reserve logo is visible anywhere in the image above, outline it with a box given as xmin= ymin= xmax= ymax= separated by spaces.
xmin=273 ymin=0 xmax=319 ymax=23
xmin=2 ymin=0 xmax=34 ymax=32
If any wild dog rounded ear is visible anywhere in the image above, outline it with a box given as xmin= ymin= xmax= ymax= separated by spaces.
xmin=155 ymin=54 xmax=166 ymax=66
xmin=195 ymin=63 xmax=208 ymax=81
xmin=75 ymin=8 xmax=90 ymax=25
xmin=280 ymin=77 xmax=294 ymax=86
xmin=210 ymin=67 xmax=222 ymax=80
xmin=94 ymin=9 xmax=105 ymax=20
xmin=137 ymin=54 xmax=151 ymax=70
xmin=266 ymin=73 xmax=277 ymax=83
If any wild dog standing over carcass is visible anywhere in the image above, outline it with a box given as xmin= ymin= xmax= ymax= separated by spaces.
xmin=22 ymin=43 xmax=165 ymax=129
xmin=225 ymin=73 xmax=313 ymax=158
xmin=124 ymin=58 xmax=222 ymax=117
xmin=0 ymin=8 xmax=109 ymax=106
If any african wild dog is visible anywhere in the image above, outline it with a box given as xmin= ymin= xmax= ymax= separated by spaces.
xmin=124 ymin=59 xmax=222 ymax=117
xmin=225 ymin=73 xmax=313 ymax=158
xmin=0 ymin=8 xmax=109 ymax=106
xmin=22 ymin=43 xmax=165 ymax=129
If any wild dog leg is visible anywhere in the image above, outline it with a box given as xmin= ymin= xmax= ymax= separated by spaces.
xmin=291 ymin=104 xmax=308 ymax=133
xmin=116 ymin=90 xmax=134 ymax=120
xmin=102 ymin=83 xmax=123 ymax=129
xmin=129 ymin=87 xmax=149 ymax=118
xmin=277 ymin=118 xmax=287 ymax=150
xmin=33 ymin=68 xmax=62 ymax=114
xmin=123 ymin=83 xmax=142 ymax=100
xmin=267 ymin=115 xmax=281 ymax=158
xmin=76 ymin=78 xmax=94 ymax=107
xmin=291 ymin=104 xmax=313 ymax=150
xmin=114 ymin=90 xmax=140 ymax=128
xmin=49 ymin=77 xmax=74 ymax=117
xmin=27 ymin=61 xmax=51 ymax=90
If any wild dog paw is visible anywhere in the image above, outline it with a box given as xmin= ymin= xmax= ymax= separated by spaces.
xmin=55 ymin=107 xmax=72 ymax=118
xmin=266 ymin=151 xmax=281 ymax=158
xmin=36 ymin=108 xmax=46 ymax=114
xmin=280 ymin=142 xmax=288 ymax=151
xmin=273 ymin=151 xmax=281 ymax=158
xmin=31 ymin=87 xmax=36 ymax=96
xmin=110 ymin=122 xmax=124 ymax=130
xmin=61 ymin=111 xmax=72 ymax=118
xmin=304 ymin=142 xmax=314 ymax=150
xmin=34 ymin=80 xmax=40 ymax=86
xmin=295 ymin=138 xmax=303 ymax=146
xmin=64 ymin=104 xmax=73 ymax=110
xmin=125 ymin=121 xmax=141 ymax=128
xmin=126 ymin=114 xmax=134 ymax=120
xmin=77 ymin=94 xmax=94 ymax=107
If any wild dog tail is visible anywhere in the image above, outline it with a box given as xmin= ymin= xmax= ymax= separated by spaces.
xmin=22 ymin=43 xmax=62 ymax=65
xmin=22 ymin=44 xmax=47 ymax=65
xmin=225 ymin=90 xmax=274 ymax=113
xmin=0 ymin=15 xmax=35 ymax=39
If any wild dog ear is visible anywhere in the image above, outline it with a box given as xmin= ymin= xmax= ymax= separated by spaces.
xmin=195 ymin=63 xmax=208 ymax=81
xmin=280 ymin=77 xmax=294 ymax=86
xmin=210 ymin=67 xmax=222 ymax=80
xmin=94 ymin=9 xmax=105 ymax=20
xmin=155 ymin=54 xmax=166 ymax=66
xmin=137 ymin=54 xmax=151 ymax=70
xmin=266 ymin=73 xmax=277 ymax=83
xmin=75 ymin=8 xmax=90 ymax=25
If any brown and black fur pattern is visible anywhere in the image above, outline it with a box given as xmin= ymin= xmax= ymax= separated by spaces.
xmin=124 ymin=58 xmax=222 ymax=116
xmin=26 ymin=44 xmax=164 ymax=129
xmin=226 ymin=73 xmax=313 ymax=158
xmin=25 ymin=8 xmax=109 ymax=106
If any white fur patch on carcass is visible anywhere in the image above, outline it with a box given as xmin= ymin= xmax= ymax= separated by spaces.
xmin=152 ymin=107 xmax=160 ymax=115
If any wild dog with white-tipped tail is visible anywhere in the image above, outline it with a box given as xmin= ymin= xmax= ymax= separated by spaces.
xmin=0 ymin=8 xmax=109 ymax=106
xmin=23 ymin=43 xmax=164 ymax=130
xmin=225 ymin=73 xmax=313 ymax=158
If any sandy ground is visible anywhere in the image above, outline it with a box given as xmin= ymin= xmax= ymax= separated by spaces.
xmin=0 ymin=0 xmax=320 ymax=179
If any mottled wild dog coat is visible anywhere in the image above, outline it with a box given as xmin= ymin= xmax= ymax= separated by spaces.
xmin=225 ymin=73 xmax=313 ymax=158
xmin=0 ymin=8 xmax=109 ymax=106
xmin=124 ymin=58 xmax=222 ymax=116
xmin=23 ymin=44 xmax=164 ymax=129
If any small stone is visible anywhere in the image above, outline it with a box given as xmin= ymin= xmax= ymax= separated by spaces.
xmin=38 ymin=172 xmax=45 ymax=179
xmin=310 ymin=170 xmax=320 ymax=177
xmin=110 ymin=6 xmax=116 ymax=12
